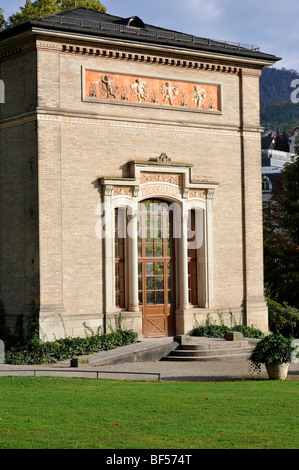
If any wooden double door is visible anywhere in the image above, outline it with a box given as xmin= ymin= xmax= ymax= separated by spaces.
xmin=138 ymin=200 xmax=176 ymax=337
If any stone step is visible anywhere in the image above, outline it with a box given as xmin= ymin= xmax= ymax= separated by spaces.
xmin=161 ymin=352 xmax=251 ymax=362
xmin=179 ymin=341 xmax=249 ymax=351
xmin=168 ymin=346 xmax=252 ymax=357
xmin=160 ymin=335 xmax=255 ymax=362
xmin=159 ymin=334 xmax=258 ymax=362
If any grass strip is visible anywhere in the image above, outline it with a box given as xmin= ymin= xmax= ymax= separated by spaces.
xmin=0 ymin=377 xmax=298 ymax=449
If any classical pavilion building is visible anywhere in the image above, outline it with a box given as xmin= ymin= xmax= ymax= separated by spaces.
xmin=0 ymin=8 xmax=280 ymax=339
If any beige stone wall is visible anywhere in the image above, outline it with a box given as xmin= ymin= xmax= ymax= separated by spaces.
xmin=0 ymin=120 xmax=39 ymax=328
xmin=38 ymin=48 xmax=242 ymax=129
xmin=0 ymin=44 xmax=37 ymax=119
xmin=36 ymin=41 xmax=266 ymax=336
xmin=0 ymin=42 xmax=38 ymax=331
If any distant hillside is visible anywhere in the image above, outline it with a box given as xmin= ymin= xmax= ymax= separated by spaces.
xmin=260 ymin=67 xmax=299 ymax=131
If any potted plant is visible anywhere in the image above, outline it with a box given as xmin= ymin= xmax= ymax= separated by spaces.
xmin=248 ymin=333 xmax=299 ymax=380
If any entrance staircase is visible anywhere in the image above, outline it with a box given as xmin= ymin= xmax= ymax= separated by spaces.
xmin=161 ymin=334 xmax=254 ymax=362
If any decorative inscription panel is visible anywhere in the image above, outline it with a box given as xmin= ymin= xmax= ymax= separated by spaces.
xmin=84 ymin=70 xmax=221 ymax=111
xmin=140 ymin=173 xmax=182 ymax=186
xmin=189 ymin=190 xmax=206 ymax=199
xmin=113 ymin=187 xmax=132 ymax=197
xmin=140 ymin=184 xmax=181 ymax=199
xmin=140 ymin=172 xmax=182 ymax=199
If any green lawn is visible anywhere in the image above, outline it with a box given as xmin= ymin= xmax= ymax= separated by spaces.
xmin=0 ymin=376 xmax=298 ymax=449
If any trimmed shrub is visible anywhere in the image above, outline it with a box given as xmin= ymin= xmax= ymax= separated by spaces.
xmin=192 ymin=324 xmax=229 ymax=338
xmin=192 ymin=323 xmax=264 ymax=339
xmin=192 ymin=311 xmax=265 ymax=339
xmin=230 ymin=324 xmax=265 ymax=339
xmin=5 ymin=329 xmax=138 ymax=365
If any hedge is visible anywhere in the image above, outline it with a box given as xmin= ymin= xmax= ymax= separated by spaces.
xmin=192 ymin=324 xmax=265 ymax=339
xmin=5 ymin=329 xmax=138 ymax=365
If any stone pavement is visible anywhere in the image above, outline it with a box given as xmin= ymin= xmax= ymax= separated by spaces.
xmin=0 ymin=336 xmax=298 ymax=382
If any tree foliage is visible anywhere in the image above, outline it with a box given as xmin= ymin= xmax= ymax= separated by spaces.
xmin=261 ymin=102 xmax=299 ymax=132
xmin=0 ymin=8 xmax=5 ymax=30
xmin=0 ymin=0 xmax=106 ymax=30
xmin=274 ymin=128 xmax=290 ymax=152
xmin=272 ymin=153 xmax=299 ymax=246
xmin=264 ymin=150 xmax=299 ymax=307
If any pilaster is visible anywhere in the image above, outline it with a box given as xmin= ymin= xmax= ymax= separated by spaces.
xmin=38 ymin=118 xmax=66 ymax=333
xmin=127 ymin=209 xmax=139 ymax=313
xmin=240 ymin=70 xmax=269 ymax=332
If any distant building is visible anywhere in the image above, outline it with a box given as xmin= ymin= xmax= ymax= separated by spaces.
xmin=261 ymin=127 xmax=297 ymax=205
xmin=262 ymin=149 xmax=295 ymax=205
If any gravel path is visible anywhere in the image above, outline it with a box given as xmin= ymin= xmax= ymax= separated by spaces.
xmin=0 ymin=358 xmax=298 ymax=382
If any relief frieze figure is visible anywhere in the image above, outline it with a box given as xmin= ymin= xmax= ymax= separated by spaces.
xmin=130 ymin=78 xmax=149 ymax=102
xmin=100 ymin=74 xmax=119 ymax=99
xmin=191 ymin=85 xmax=207 ymax=108
xmin=161 ymin=81 xmax=179 ymax=106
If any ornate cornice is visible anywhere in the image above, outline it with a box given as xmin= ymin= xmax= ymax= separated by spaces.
xmin=33 ymin=36 xmax=246 ymax=75
xmin=63 ymin=42 xmax=242 ymax=74
xmin=0 ymin=46 xmax=22 ymax=60
xmin=0 ymin=34 xmax=262 ymax=78
xmin=0 ymin=36 xmax=36 ymax=60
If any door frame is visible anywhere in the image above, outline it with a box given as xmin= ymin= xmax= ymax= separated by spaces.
xmin=137 ymin=199 xmax=176 ymax=337
xmin=99 ymin=158 xmax=217 ymax=337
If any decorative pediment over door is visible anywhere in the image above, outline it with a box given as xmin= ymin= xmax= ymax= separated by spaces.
xmin=99 ymin=154 xmax=218 ymax=205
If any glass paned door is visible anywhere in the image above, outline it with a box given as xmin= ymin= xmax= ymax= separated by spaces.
xmin=138 ymin=200 xmax=176 ymax=337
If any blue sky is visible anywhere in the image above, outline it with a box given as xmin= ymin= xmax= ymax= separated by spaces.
xmin=1 ymin=0 xmax=298 ymax=71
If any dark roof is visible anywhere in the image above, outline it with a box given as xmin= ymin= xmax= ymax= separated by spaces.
xmin=262 ymin=171 xmax=283 ymax=187
xmin=261 ymin=133 xmax=276 ymax=149
xmin=0 ymin=7 xmax=281 ymax=63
